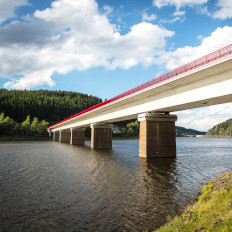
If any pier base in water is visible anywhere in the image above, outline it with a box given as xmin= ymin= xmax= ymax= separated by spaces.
xmin=138 ymin=113 xmax=177 ymax=158
xmin=70 ymin=128 xmax=85 ymax=145
xmin=53 ymin=132 xmax=59 ymax=142
xmin=90 ymin=123 xmax=113 ymax=149
xmin=59 ymin=130 xmax=70 ymax=144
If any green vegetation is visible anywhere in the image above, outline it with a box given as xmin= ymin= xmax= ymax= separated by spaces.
xmin=113 ymin=120 xmax=139 ymax=138
xmin=176 ymin=126 xmax=205 ymax=137
xmin=113 ymin=121 xmax=205 ymax=138
xmin=0 ymin=112 xmax=49 ymax=137
xmin=155 ymin=171 xmax=232 ymax=232
xmin=206 ymin=119 xmax=232 ymax=137
xmin=0 ymin=89 xmax=102 ymax=124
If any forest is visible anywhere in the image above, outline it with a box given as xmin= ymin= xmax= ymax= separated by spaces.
xmin=0 ymin=113 xmax=49 ymax=136
xmin=0 ymin=89 xmax=102 ymax=124
xmin=206 ymin=118 xmax=232 ymax=137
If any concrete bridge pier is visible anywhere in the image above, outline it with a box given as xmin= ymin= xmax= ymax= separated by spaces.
xmin=70 ymin=128 xmax=85 ymax=145
xmin=138 ymin=113 xmax=177 ymax=159
xmin=53 ymin=131 xmax=60 ymax=142
xmin=90 ymin=123 xmax=113 ymax=149
xmin=59 ymin=130 xmax=71 ymax=144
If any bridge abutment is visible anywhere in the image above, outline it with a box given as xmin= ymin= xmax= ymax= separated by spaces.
xmin=53 ymin=132 xmax=59 ymax=142
xmin=59 ymin=130 xmax=70 ymax=144
xmin=90 ymin=123 xmax=113 ymax=149
xmin=138 ymin=113 xmax=177 ymax=159
xmin=70 ymin=128 xmax=85 ymax=145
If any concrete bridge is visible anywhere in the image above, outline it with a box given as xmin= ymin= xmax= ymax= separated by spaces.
xmin=49 ymin=44 xmax=232 ymax=158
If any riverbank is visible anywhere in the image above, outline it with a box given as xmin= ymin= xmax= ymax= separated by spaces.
xmin=155 ymin=171 xmax=232 ymax=231
xmin=0 ymin=135 xmax=52 ymax=141
xmin=203 ymin=135 xmax=232 ymax=138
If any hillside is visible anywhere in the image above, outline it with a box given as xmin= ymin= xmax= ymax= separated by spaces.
xmin=206 ymin=119 xmax=232 ymax=137
xmin=0 ymin=89 xmax=102 ymax=125
xmin=176 ymin=126 xmax=205 ymax=137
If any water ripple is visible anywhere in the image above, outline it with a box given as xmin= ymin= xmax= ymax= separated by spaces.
xmin=0 ymin=138 xmax=232 ymax=231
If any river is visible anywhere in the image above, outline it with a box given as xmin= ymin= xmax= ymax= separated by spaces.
xmin=0 ymin=137 xmax=232 ymax=231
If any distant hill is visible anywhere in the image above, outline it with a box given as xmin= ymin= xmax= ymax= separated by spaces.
xmin=176 ymin=126 xmax=206 ymax=137
xmin=0 ymin=89 xmax=102 ymax=125
xmin=206 ymin=119 xmax=232 ymax=137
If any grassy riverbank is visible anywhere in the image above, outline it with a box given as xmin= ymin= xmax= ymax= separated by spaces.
xmin=155 ymin=171 xmax=232 ymax=232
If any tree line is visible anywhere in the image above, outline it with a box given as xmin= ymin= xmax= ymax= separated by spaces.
xmin=0 ymin=113 xmax=49 ymax=136
xmin=0 ymin=89 xmax=102 ymax=125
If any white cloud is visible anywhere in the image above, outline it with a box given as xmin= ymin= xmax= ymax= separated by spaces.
xmin=103 ymin=5 xmax=113 ymax=16
xmin=0 ymin=0 xmax=28 ymax=24
xmin=157 ymin=26 xmax=232 ymax=70
xmin=197 ymin=35 xmax=204 ymax=41
xmin=176 ymin=103 xmax=232 ymax=131
xmin=160 ymin=16 xmax=184 ymax=23
xmin=109 ymin=23 xmax=174 ymax=69
xmin=0 ymin=0 xmax=174 ymax=89
xmin=4 ymin=70 xmax=56 ymax=89
xmin=153 ymin=0 xmax=207 ymax=9
xmin=213 ymin=0 xmax=232 ymax=19
xmin=173 ymin=10 xmax=186 ymax=16
xmin=142 ymin=13 xmax=157 ymax=22
xmin=198 ymin=6 xmax=211 ymax=17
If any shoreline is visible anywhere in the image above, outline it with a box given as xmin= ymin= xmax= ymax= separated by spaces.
xmin=201 ymin=135 xmax=232 ymax=138
xmin=155 ymin=171 xmax=232 ymax=231
xmin=0 ymin=135 xmax=52 ymax=141
xmin=0 ymin=135 xmax=231 ymax=141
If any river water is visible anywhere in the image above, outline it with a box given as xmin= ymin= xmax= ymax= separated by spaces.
xmin=0 ymin=137 xmax=232 ymax=231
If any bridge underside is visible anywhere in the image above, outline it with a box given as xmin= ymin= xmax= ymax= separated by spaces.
xmin=53 ymin=113 xmax=178 ymax=159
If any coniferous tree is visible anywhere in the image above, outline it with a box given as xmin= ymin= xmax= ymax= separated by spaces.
xmin=0 ymin=89 xmax=102 ymax=124
xmin=0 ymin=112 xmax=4 ymax=122
xmin=21 ymin=115 xmax=31 ymax=135
xmin=37 ymin=120 xmax=49 ymax=135
xmin=31 ymin=117 xmax=39 ymax=134
xmin=13 ymin=124 xmax=21 ymax=135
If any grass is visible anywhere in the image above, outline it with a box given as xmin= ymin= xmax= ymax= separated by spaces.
xmin=155 ymin=171 xmax=232 ymax=232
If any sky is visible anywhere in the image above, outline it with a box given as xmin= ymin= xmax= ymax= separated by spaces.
xmin=0 ymin=0 xmax=232 ymax=131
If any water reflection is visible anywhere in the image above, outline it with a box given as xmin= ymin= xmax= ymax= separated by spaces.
xmin=0 ymin=138 xmax=232 ymax=231
xmin=136 ymin=158 xmax=180 ymax=230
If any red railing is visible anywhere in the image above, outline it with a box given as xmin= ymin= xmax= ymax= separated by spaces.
xmin=49 ymin=44 xmax=232 ymax=129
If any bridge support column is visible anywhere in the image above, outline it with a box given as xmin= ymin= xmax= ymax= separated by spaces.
xmin=70 ymin=128 xmax=85 ymax=145
xmin=59 ymin=130 xmax=70 ymax=144
xmin=138 ymin=113 xmax=177 ymax=159
xmin=53 ymin=131 xmax=59 ymax=142
xmin=90 ymin=123 xmax=113 ymax=149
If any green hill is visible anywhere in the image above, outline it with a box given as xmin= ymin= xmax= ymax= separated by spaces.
xmin=176 ymin=126 xmax=205 ymax=137
xmin=206 ymin=119 xmax=232 ymax=137
xmin=0 ymin=89 xmax=102 ymax=125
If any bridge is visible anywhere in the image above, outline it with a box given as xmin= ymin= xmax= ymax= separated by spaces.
xmin=48 ymin=44 xmax=232 ymax=158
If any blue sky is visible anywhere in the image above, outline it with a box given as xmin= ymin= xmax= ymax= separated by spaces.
xmin=0 ymin=0 xmax=232 ymax=130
